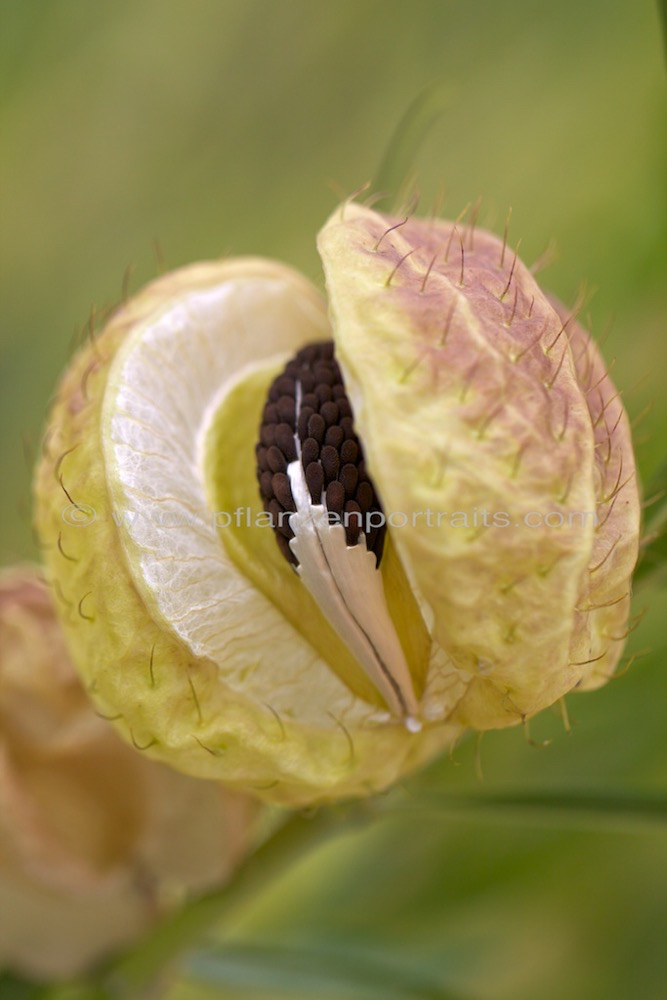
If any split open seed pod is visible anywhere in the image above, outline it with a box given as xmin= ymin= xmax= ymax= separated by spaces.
xmin=34 ymin=204 xmax=640 ymax=806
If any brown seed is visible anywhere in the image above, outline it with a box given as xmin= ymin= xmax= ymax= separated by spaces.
xmin=307 ymin=412 xmax=326 ymax=444
xmin=275 ymin=423 xmax=297 ymax=462
xmin=340 ymin=416 xmax=355 ymax=439
xmin=299 ymin=371 xmax=316 ymax=393
xmin=340 ymin=463 xmax=359 ymax=499
xmin=344 ymin=500 xmax=362 ymax=545
xmin=320 ymin=445 xmax=340 ymax=483
xmin=268 ymin=498 xmax=283 ymax=525
xmin=259 ymin=339 xmax=389 ymax=569
xmin=277 ymin=517 xmax=294 ymax=540
xmin=259 ymin=470 xmax=273 ymax=499
xmin=306 ymin=462 xmax=324 ymax=503
xmin=267 ymin=445 xmax=287 ymax=474
xmin=340 ymin=439 xmax=358 ymax=465
xmin=301 ymin=437 xmax=320 ymax=467
xmin=325 ymin=425 xmax=345 ymax=449
xmin=276 ymin=396 xmax=296 ymax=427
xmin=272 ymin=472 xmax=296 ymax=511
xmin=355 ymin=480 xmax=373 ymax=513
xmin=275 ymin=531 xmax=298 ymax=565
xmin=275 ymin=375 xmax=296 ymax=397
xmin=366 ymin=526 xmax=381 ymax=565
xmin=325 ymin=480 xmax=345 ymax=517
xmin=319 ymin=401 xmax=339 ymax=428
xmin=263 ymin=402 xmax=278 ymax=424
xmin=315 ymin=384 xmax=333 ymax=404
xmin=318 ymin=341 xmax=335 ymax=360
xmin=269 ymin=375 xmax=295 ymax=401
xmin=260 ymin=424 xmax=276 ymax=447
xmin=296 ymin=343 xmax=320 ymax=364
xmin=313 ymin=364 xmax=336 ymax=386
xmin=297 ymin=406 xmax=314 ymax=440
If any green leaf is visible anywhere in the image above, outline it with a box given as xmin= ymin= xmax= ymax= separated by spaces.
xmin=187 ymin=941 xmax=473 ymax=1000
xmin=388 ymin=789 xmax=667 ymax=832
xmin=659 ymin=0 xmax=667 ymax=61
xmin=0 ymin=971 xmax=42 ymax=1000
xmin=0 ymin=974 xmax=108 ymax=1000
xmin=634 ymin=457 xmax=667 ymax=586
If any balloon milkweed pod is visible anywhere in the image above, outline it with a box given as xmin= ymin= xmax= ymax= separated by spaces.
xmin=35 ymin=204 xmax=640 ymax=806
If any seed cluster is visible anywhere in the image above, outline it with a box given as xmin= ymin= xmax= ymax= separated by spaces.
xmin=256 ymin=341 xmax=386 ymax=567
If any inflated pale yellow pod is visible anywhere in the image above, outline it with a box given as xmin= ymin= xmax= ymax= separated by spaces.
xmin=317 ymin=204 xmax=641 ymax=728
xmin=34 ymin=206 xmax=641 ymax=805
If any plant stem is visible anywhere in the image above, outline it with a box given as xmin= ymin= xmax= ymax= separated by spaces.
xmin=99 ymin=800 xmax=372 ymax=998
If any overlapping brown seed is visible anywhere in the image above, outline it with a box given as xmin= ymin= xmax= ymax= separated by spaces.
xmin=256 ymin=341 xmax=387 ymax=567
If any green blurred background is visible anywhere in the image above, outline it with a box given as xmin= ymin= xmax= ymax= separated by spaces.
xmin=1 ymin=1 xmax=666 ymax=998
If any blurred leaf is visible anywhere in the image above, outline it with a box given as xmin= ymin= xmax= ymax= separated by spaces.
xmin=389 ymin=789 xmax=667 ymax=832
xmin=187 ymin=940 xmax=473 ymax=1000
xmin=659 ymin=0 xmax=667 ymax=60
xmin=36 ymin=986 xmax=109 ymax=1000
xmin=373 ymin=82 xmax=455 ymax=210
xmin=0 ymin=975 xmax=109 ymax=1000
xmin=635 ymin=456 xmax=667 ymax=586
xmin=0 ymin=971 xmax=42 ymax=1000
